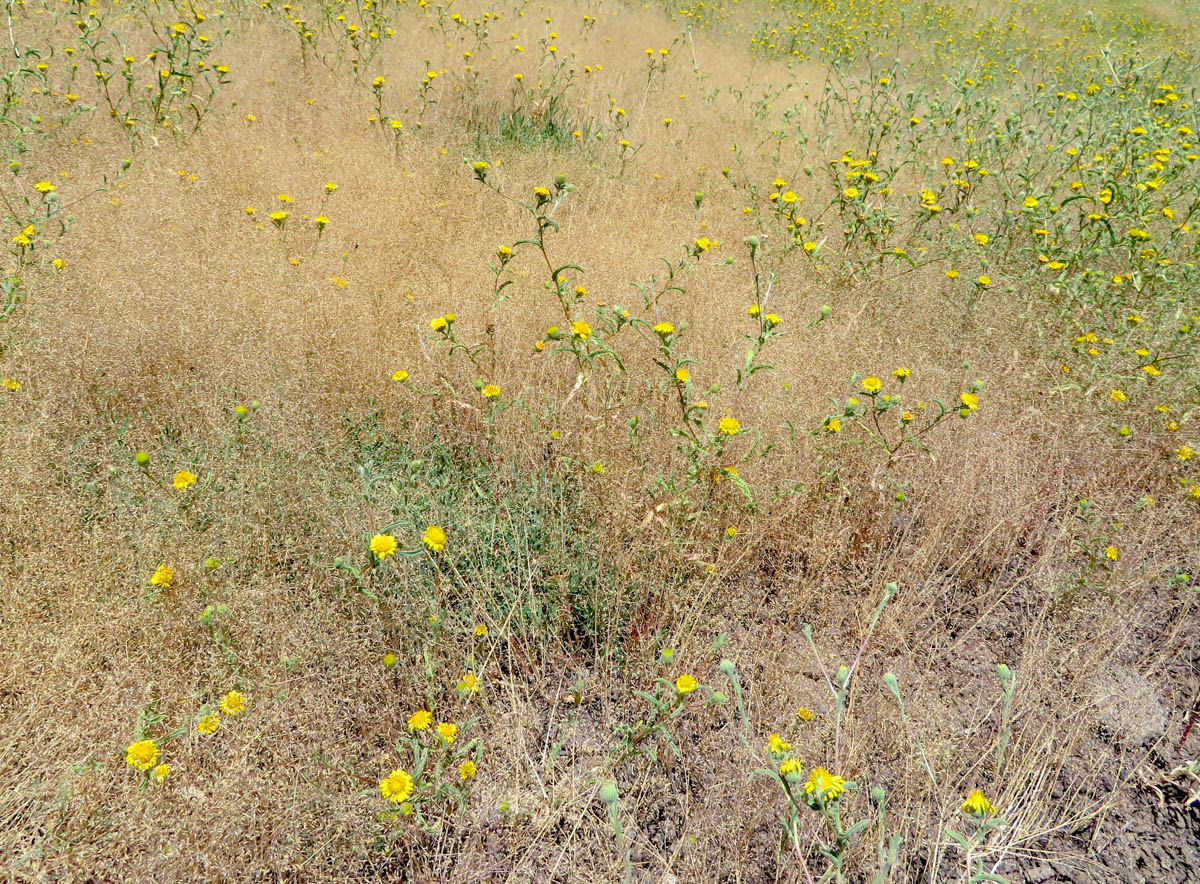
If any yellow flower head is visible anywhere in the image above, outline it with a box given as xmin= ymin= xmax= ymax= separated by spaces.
xmin=796 ymin=706 xmax=814 ymax=722
xmin=767 ymin=733 xmax=791 ymax=754
xmin=481 ymin=384 xmax=501 ymax=399
xmin=764 ymin=313 xmax=781 ymax=327
xmin=458 ymin=759 xmax=477 ymax=780
xmin=473 ymin=623 xmax=488 ymax=637
xmin=862 ymin=376 xmax=883 ymax=393
xmin=430 ymin=315 xmax=448 ymax=331
xmin=197 ymin=714 xmax=220 ymax=734
xmin=976 ymin=274 xmax=991 ymax=286
xmin=1110 ymin=389 xmax=1127 ymax=403
xmin=219 ymin=690 xmax=246 ymax=716
xmin=675 ymin=674 xmax=698 ymax=694
xmin=383 ymin=652 xmax=396 ymax=667
xmin=152 ymin=763 xmax=171 ymax=783
xmin=825 ymin=418 xmax=841 ymax=433
xmin=422 ymin=525 xmax=447 ymax=552
xmin=674 ymin=367 xmax=689 ymax=383
xmin=962 ymin=789 xmax=997 ymax=816
xmin=370 ymin=533 xmax=398 ymax=559
xmin=392 ymin=369 xmax=409 ymax=382
xmin=380 ymin=768 xmax=413 ymax=803
xmin=892 ymin=367 xmax=910 ymax=379
xmin=1104 ymin=545 xmax=1120 ymax=561
xmin=408 ymin=709 xmax=432 ymax=731
xmin=779 ymin=757 xmax=803 ymax=777
xmin=457 ymin=672 xmax=480 ymax=694
xmin=718 ymin=416 xmax=741 ymax=436
xmin=172 ymin=470 xmax=197 ymax=490
xmin=653 ymin=321 xmax=675 ymax=337
xmin=149 ymin=565 xmax=175 ymax=588
xmin=803 ymin=766 xmax=847 ymax=800
xmin=437 ymin=721 xmax=458 ymax=743
xmin=746 ymin=305 xmax=761 ymax=317
xmin=125 ymin=739 xmax=160 ymax=770
xmin=959 ymin=392 xmax=979 ymax=410
xmin=571 ymin=320 xmax=592 ymax=339
xmin=1022 ymin=196 xmax=1039 ymax=209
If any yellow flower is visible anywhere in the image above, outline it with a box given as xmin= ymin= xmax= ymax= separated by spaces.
xmin=458 ymin=759 xmax=477 ymax=780
xmin=1104 ymin=545 xmax=1120 ymax=561
xmin=422 ymin=525 xmax=447 ymax=552
xmin=892 ymin=367 xmax=910 ymax=379
xmin=803 ymin=767 xmax=847 ymax=800
xmin=149 ymin=565 xmax=175 ymax=588
xmin=674 ymin=367 xmax=689 ymax=383
xmin=430 ymin=315 xmax=448 ymax=331
xmin=125 ymin=739 xmax=160 ymax=770
xmin=591 ymin=462 xmax=606 ymax=474
xmin=197 ymin=714 xmax=220 ymax=734
xmin=796 ymin=706 xmax=813 ymax=722
xmin=862 ymin=376 xmax=882 ymax=393
xmin=1176 ymin=446 xmax=1194 ymax=461
xmin=383 ymin=653 xmax=396 ymax=667
xmin=653 ymin=321 xmax=674 ymax=337
xmin=473 ymin=623 xmax=488 ymax=637
xmin=457 ymin=672 xmax=480 ymax=694
xmin=767 ymin=733 xmax=791 ymax=753
xmin=370 ymin=533 xmax=398 ymax=559
xmin=152 ymin=763 xmax=171 ymax=783
xmin=962 ymin=789 xmax=997 ymax=816
xmin=172 ymin=470 xmax=197 ymax=490
xmin=959 ymin=393 xmax=979 ymax=410
xmin=391 ymin=369 xmax=409 ymax=382
xmin=437 ymin=721 xmax=458 ymax=743
xmin=314 ymin=215 xmax=329 ymax=229
xmin=746 ymin=305 xmax=761 ymax=317
xmin=764 ymin=313 xmax=781 ymax=326
xmin=976 ymin=274 xmax=991 ymax=286
xmin=481 ymin=384 xmax=501 ymax=399
xmin=219 ymin=690 xmax=246 ymax=716
xmin=972 ymin=232 xmax=989 ymax=245
xmin=718 ymin=417 xmax=741 ymax=436
xmin=825 ymin=418 xmax=841 ymax=433
xmin=843 ymin=186 xmax=859 ymax=199
xmin=472 ymin=160 xmax=490 ymax=175
xmin=1022 ymin=196 xmax=1039 ymax=208
xmin=34 ymin=180 xmax=56 ymax=194
xmin=779 ymin=758 xmax=803 ymax=777
xmin=408 ymin=709 xmax=432 ymax=731
xmin=1110 ymin=389 xmax=1127 ymax=403
xmin=675 ymin=674 xmax=698 ymax=694
xmin=380 ymin=769 xmax=413 ymax=803
xmin=1 ymin=377 xmax=19 ymax=391
xmin=268 ymin=210 xmax=288 ymax=223
xmin=571 ymin=320 xmax=591 ymax=338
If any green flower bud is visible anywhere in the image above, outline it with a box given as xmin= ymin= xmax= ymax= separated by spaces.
xmin=599 ymin=781 xmax=619 ymax=805
xmin=744 ymin=235 xmax=758 ymax=250
xmin=803 ymin=164 xmax=813 ymax=176
xmin=820 ymin=304 xmax=832 ymax=317
xmin=554 ymin=173 xmax=567 ymax=189
xmin=694 ymin=191 xmax=705 ymax=207
xmin=882 ymin=672 xmax=899 ymax=694
xmin=719 ymin=658 xmax=737 ymax=679
xmin=135 ymin=450 xmax=150 ymax=467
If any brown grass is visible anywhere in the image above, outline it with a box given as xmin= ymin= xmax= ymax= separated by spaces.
xmin=1 ymin=2 xmax=1198 ymax=881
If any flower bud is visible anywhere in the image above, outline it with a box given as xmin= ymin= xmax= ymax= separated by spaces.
xmin=719 ymin=658 xmax=737 ymax=679
xmin=135 ymin=450 xmax=150 ymax=467
xmin=554 ymin=173 xmax=567 ymax=189
xmin=599 ymin=781 xmax=619 ymax=805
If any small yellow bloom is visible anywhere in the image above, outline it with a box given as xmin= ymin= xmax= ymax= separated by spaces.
xmin=481 ymin=384 xmax=501 ymax=399
xmin=976 ymin=274 xmax=991 ymax=286
xmin=408 ymin=709 xmax=432 ymax=731
xmin=457 ymin=672 xmax=480 ymax=694
xmin=152 ymin=763 xmax=171 ymax=783
xmin=796 ymin=706 xmax=813 ymax=722
xmin=1 ymin=377 xmax=20 ymax=391
xmin=172 ymin=470 xmax=197 ymax=490
xmin=746 ymin=305 xmax=761 ymax=317
xmin=1110 ymin=389 xmax=1127 ymax=403
xmin=197 ymin=714 xmax=220 ymax=734
xmin=825 ymin=418 xmax=841 ymax=433
xmin=383 ymin=652 xmax=397 ymax=667
xmin=125 ymin=739 xmax=160 ymax=770
xmin=391 ymin=369 xmax=409 ymax=382
xmin=370 ymin=533 xmax=398 ymax=559
xmin=437 ymin=721 xmax=458 ymax=743
xmin=219 ymin=690 xmax=246 ymax=716
xmin=1176 ymin=446 xmax=1194 ymax=461
xmin=959 ymin=393 xmax=979 ymax=410
xmin=149 ymin=565 xmax=175 ymax=588
xmin=653 ymin=321 xmax=675 ymax=337
xmin=862 ymin=376 xmax=882 ymax=393
xmin=803 ymin=767 xmax=846 ymax=800
xmin=962 ymin=789 xmax=997 ymax=816
xmin=380 ymin=769 xmax=413 ymax=803
xmin=767 ymin=733 xmax=791 ymax=753
xmin=675 ymin=674 xmax=698 ymax=694
xmin=718 ymin=417 xmax=741 ymax=436
xmin=571 ymin=320 xmax=592 ymax=338
xmin=1104 ymin=545 xmax=1120 ymax=561
xmin=674 ymin=367 xmax=689 ymax=383
xmin=422 ymin=525 xmax=447 ymax=552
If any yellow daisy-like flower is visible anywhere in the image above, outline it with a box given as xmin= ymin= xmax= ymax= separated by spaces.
xmin=718 ymin=417 xmax=741 ymax=436
xmin=1022 ymin=195 xmax=1039 ymax=209
xmin=125 ymin=739 xmax=159 ymax=770
xmin=408 ymin=709 xmax=433 ymax=731
xmin=779 ymin=758 xmax=803 ymax=777
xmin=825 ymin=418 xmax=841 ymax=433
xmin=1104 ymin=545 xmax=1120 ymax=561
xmin=1175 ymin=446 xmax=1193 ymax=461
xmin=437 ymin=721 xmax=458 ymax=744
xmin=764 ymin=313 xmax=781 ymax=327
xmin=1110 ymin=389 xmax=1127 ymax=402
xmin=803 ymin=766 xmax=847 ymax=800
xmin=172 ymin=470 xmax=197 ymax=490
xmin=430 ymin=315 xmax=448 ymax=331
xmin=370 ymin=533 xmax=398 ymax=559
xmin=675 ymin=674 xmax=698 ymax=694
xmin=960 ymin=393 xmax=979 ymax=410
xmin=458 ymin=759 xmax=477 ymax=780
xmin=473 ymin=623 xmax=488 ymax=637
xmin=796 ymin=706 xmax=814 ymax=722
xmin=1 ymin=377 xmax=20 ymax=391
xmin=383 ymin=653 xmax=396 ymax=667
xmin=380 ymin=768 xmax=413 ymax=803
xmin=767 ymin=733 xmax=791 ymax=754
xmin=571 ymin=320 xmax=591 ymax=338
xmin=422 ymin=525 xmax=446 ymax=552
xmin=674 ymin=367 xmax=689 ymax=383
xmin=34 ymin=180 xmax=56 ymax=193
xmin=653 ymin=321 xmax=675 ymax=337
xmin=746 ymin=305 xmax=761 ymax=317
xmin=197 ymin=714 xmax=220 ymax=734
xmin=962 ymin=789 xmax=997 ymax=816
xmin=862 ymin=376 xmax=882 ymax=393
xmin=152 ymin=763 xmax=171 ymax=783
xmin=391 ymin=369 xmax=408 ymax=382
xmin=976 ymin=274 xmax=991 ymax=286
xmin=892 ymin=367 xmax=911 ymax=379
xmin=457 ymin=672 xmax=480 ymax=694
xmin=149 ymin=565 xmax=175 ymax=588
xmin=219 ymin=690 xmax=246 ymax=716
xmin=481 ymin=384 xmax=501 ymax=399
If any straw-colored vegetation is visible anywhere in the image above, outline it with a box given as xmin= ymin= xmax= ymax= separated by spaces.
xmin=2 ymin=0 xmax=1198 ymax=879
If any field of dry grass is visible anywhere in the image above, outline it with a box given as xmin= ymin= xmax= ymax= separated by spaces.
xmin=1 ymin=0 xmax=1199 ymax=880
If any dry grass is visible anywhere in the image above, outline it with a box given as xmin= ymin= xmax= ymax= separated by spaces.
xmin=1 ymin=0 xmax=1198 ymax=881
